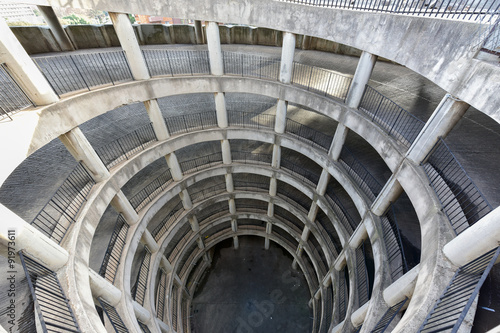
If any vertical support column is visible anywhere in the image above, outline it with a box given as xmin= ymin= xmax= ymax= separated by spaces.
xmin=225 ymin=173 xmax=234 ymax=192
xmin=109 ymin=12 xmax=150 ymax=80
xmin=316 ymin=169 xmax=330 ymax=196
xmin=301 ymin=35 xmax=312 ymax=50
xmin=406 ymin=94 xmax=469 ymax=164
xmin=231 ymin=218 xmax=238 ymax=232
xmin=328 ymin=124 xmax=349 ymax=161
xmin=194 ymin=20 xmax=204 ymax=44
xmin=165 ymin=153 xmax=183 ymax=181
xmin=229 ymin=198 xmax=236 ymax=214
xmin=180 ymin=189 xmax=193 ymax=209
xmin=140 ymin=229 xmax=159 ymax=253
xmin=279 ymin=32 xmax=296 ymax=84
xmin=233 ymin=236 xmax=239 ymax=250
xmin=221 ymin=139 xmax=232 ymax=164
xmin=274 ymin=100 xmax=288 ymax=134
xmin=144 ymin=99 xmax=169 ymax=140
xmin=206 ymin=21 xmax=224 ymax=76
xmin=37 ymin=6 xmax=75 ymax=51
xmin=189 ymin=216 xmax=200 ymax=232
xmin=59 ymin=127 xmax=110 ymax=182
xmin=0 ymin=18 xmax=59 ymax=105
xmin=371 ymin=175 xmax=403 ymax=216
xmin=215 ymin=92 xmax=228 ymax=128
xmin=271 ymin=143 xmax=281 ymax=168
xmin=269 ymin=178 xmax=278 ymax=197
xmin=110 ymin=191 xmax=139 ymax=225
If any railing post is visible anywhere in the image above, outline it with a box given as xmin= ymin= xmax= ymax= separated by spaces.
xmin=406 ymin=94 xmax=469 ymax=164
xmin=0 ymin=17 xmax=59 ymax=105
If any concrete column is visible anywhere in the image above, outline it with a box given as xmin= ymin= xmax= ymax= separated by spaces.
xmin=197 ymin=236 xmax=204 ymax=249
xmin=229 ymin=198 xmax=236 ymax=214
xmin=406 ymin=94 xmax=469 ymax=164
xmin=189 ymin=216 xmax=200 ymax=232
xmin=0 ymin=204 xmax=68 ymax=270
xmin=345 ymin=51 xmax=377 ymax=109
xmin=233 ymin=236 xmax=239 ymax=249
xmin=215 ymin=92 xmax=228 ymax=128
xmin=272 ymin=144 xmax=281 ymax=168
xmin=308 ymin=203 xmax=319 ymax=222
xmin=109 ymin=12 xmax=150 ymax=80
xmin=0 ymin=18 xmax=59 ymax=105
xmin=383 ymin=265 xmax=420 ymax=307
xmin=265 ymin=237 xmax=270 ymax=250
xmin=157 ymin=319 xmax=170 ymax=333
xmin=301 ymin=227 xmax=311 ymax=242
xmin=140 ymin=229 xmax=159 ymax=253
xmin=144 ymin=99 xmax=169 ymax=140
xmin=194 ymin=20 xmax=204 ymax=44
xmin=225 ymin=173 xmax=234 ymax=193
xmin=274 ymin=99 xmax=287 ymax=133
xmin=165 ymin=153 xmax=183 ymax=181
xmin=266 ymin=222 xmax=273 ymax=234
xmin=231 ymin=218 xmax=238 ymax=232
xmin=279 ymin=32 xmax=296 ymax=84
xmin=301 ymin=35 xmax=312 ymax=50
xmin=444 ymin=206 xmax=500 ymax=267
xmin=292 ymin=258 xmax=299 ymax=270
xmin=88 ymin=269 xmax=121 ymax=306
xmin=267 ymin=202 xmax=274 ymax=217
xmin=37 ymin=6 xmax=75 ymax=51
xmin=160 ymin=256 xmax=173 ymax=273
xmin=328 ymin=124 xmax=349 ymax=161
xmin=371 ymin=175 xmax=403 ymax=216
xmin=133 ymin=301 xmax=151 ymax=323
xmin=110 ymin=191 xmax=138 ymax=225
xmin=316 ymin=169 xmax=330 ymax=195
xmin=221 ymin=139 xmax=232 ymax=164
xmin=269 ymin=177 xmax=277 ymax=197
xmin=59 ymin=127 xmax=110 ymax=182
xmin=180 ymin=189 xmax=193 ymax=209
xmin=206 ymin=21 xmax=224 ymax=76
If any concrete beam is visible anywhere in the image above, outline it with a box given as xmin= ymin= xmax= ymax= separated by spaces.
xmin=89 ymin=269 xmax=121 ymax=306
xmin=383 ymin=264 xmax=420 ymax=307
xmin=110 ymin=191 xmax=139 ymax=225
xmin=371 ymin=175 xmax=403 ymax=216
xmin=140 ymin=229 xmax=159 ymax=253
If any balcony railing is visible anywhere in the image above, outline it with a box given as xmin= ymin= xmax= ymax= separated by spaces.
xmin=131 ymin=246 xmax=152 ymax=306
xmin=99 ymin=214 xmax=129 ymax=284
xmin=0 ymin=63 xmax=32 ymax=120
xmin=151 ymin=200 xmax=184 ymax=242
xmin=129 ymin=169 xmax=173 ymax=212
xmin=98 ymin=298 xmax=128 ymax=333
xmin=165 ymin=111 xmax=218 ymax=135
xmin=143 ymin=49 xmax=210 ymax=77
xmin=381 ymin=207 xmax=409 ymax=281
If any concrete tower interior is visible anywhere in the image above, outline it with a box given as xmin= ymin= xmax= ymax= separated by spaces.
xmin=0 ymin=0 xmax=499 ymax=332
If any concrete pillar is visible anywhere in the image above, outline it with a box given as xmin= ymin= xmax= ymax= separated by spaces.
xmin=189 ymin=216 xmax=200 ymax=232
xmin=0 ymin=18 xmax=59 ymax=105
xmin=349 ymin=223 xmax=368 ymax=249
xmin=328 ymin=124 xmax=349 ymax=161
xmin=267 ymin=202 xmax=274 ymax=217
xmin=0 ymin=204 xmax=68 ymax=270
xmin=272 ymin=144 xmax=281 ymax=168
xmin=233 ymin=236 xmax=239 ymax=249
xmin=444 ymin=206 xmax=500 ymax=267
xmin=345 ymin=51 xmax=377 ymax=109
xmin=225 ymin=173 xmax=234 ymax=193
xmin=301 ymin=35 xmax=312 ymax=50
xmin=231 ymin=218 xmax=238 ymax=232
xmin=133 ymin=301 xmax=151 ymax=323
xmin=301 ymin=227 xmax=310 ymax=242
xmin=165 ymin=153 xmax=183 ymax=181
xmin=229 ymin=198 xmax=236 ymax=214
xmin=157 ymin=319 xmax=170 ymax=333
xmin=88 ymin=269 xmax=121 ymax=306
xmin=292 ymin=258 xmax=299 ymax=270
xmin=316 ymin=169 xmax=330 ymax=195
xmin=109 ymin=12 xmax=150 ymax=80
xmin=140 ymin=229 xmax=159 ymax=253
xmin=275 ymin=99 xmax=287 ymax=134
xmin=110 ymin=191 xmax=138 ymax=225
xmin=206 ymin=21 xmax=224 ymax=76
xmin=59 ymin=127 xmax=110 ymax=182
xmin=194 ymin=20 xmax=204 ymax=44
xmin=265 ymin=237 xmax=270 ymax=250
xmin=269 ymin=177 xmax=277 ymax=197
xmin=383 ymin=264 xmax=420 ymax=307
xmin=180 ymin=189 xmax=193 ymax=209
xmin=279 ymin=32 xmax=296 ymax=84
xmin=160 ymin=255 xmax=173 ymax=273
xmin=215 ymin=93 xmax=228 ymax=128
xmin=371 ymin=175 xmax=403 ymax=216
xmin=197 ymin=236 xmax=204 ymax=249
xmin=37 ymin=6 xmax=74 ymax=51
xmin=266 ymin=222 xmax=273 ymax=234
xmin=221 ymin=139 xmax=232 ymax=164
xmin=406 ymin=94 xmax=469 ymax=164
xmin=308 ymin=203 xmax=319 ymax=222
xmin=144 ymin=99 xmax=169 ymax=140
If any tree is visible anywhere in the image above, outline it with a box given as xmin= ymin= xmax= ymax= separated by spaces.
xmin=62 ymin=14 xmax=89 ymax=25
xmin=128 ymin=14 xmax=136 ymax=24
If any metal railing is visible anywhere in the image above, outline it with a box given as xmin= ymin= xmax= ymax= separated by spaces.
xmin=325 ymin=186 xmax=359 ymax=235
xmin=164 ymin=222 xmax=192 ymax=260
xmin=189 ymin=182 xmax=227 ymax=203
xmin=315 ymin=217 xmax=340 ymax=257
xmin=0 ymin=63 xmax=33 ymax=120
xmin=228 ymin=110 xmax=276 ymax=129
xmin=223 ymin=51 xmax=281 ymax=80
xmin=322 ymin=285 xmax=334 ymax=333
xmin=422 ymin=138 xmax=492 ymax=235
xmin=99 ymin=214 xmax=129 ymax=284
xmin=371 ymin=297 xmax=408 ymax=333
xmin=285 ymin=117 xmax=333 ymax=151
xmin=232 ymin=150 xmax=273 ymax=165
xmin=277 ymin=0 xmax=500 ymax=21
xmin=98 ymin=297 xmax=129 ymax=333
xmin=31 ymin=162 xmax=95 ymax=244
xmin=359 ymin=85 xmax=426 ymax=148
xmin=143 ymin=49 xmax=210 ymax=77
xmin=356 ymin=244 xmax=371 ymax=307
xmin=34 ymin=51 xmax=133 ymax=96
xmin=168 ymin=230 xmax=194 ymax=263
xmin=95 ymin=123 xmax=157 ymax=169
xmin=233 ymin=179 xmax=270 ymax=192
xmin=182 ymin=298 xmax=189 ymax=333
xmin=291 ymin=62 xmax=352 ymax=102
xmin=19 ymin=252 xmax=81 ymax=333
xmin=180 ymin=151 xmax=223 ymax=174
xmin=132 ymin=246 xmax=152 ymax=306
xmin=138 ymin=322 xmax=152 ymax=333
xmin=338 ymin=267 xmax=349 ymax=322
xmin=179 ymin=249 xmax=199 ymax=279
xmin=419 ymin=247 xmax=500 ymax=332
xmin=151 ymin=200 xmax=184 ymax=242
xmin=171 ymin=285 xmax=179 ymax=332
xmin=281 ymin=157 xmax=321 ymax=186
xmin=156 ymin=269 xmax=168 ymax=321
xmin=480 ymin=17 xmax=500 ymax=55
xmin=339 ymin=147 xmax=383 ymax=202
xmin=381 ymin=206 xmax=409 ymax=281
xmin=164 ymin=111 xmax=218 ymax=135
xmin=129 ymin=169 xmax=173 ymax=212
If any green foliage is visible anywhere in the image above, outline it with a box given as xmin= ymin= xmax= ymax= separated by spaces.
xmin=128 ymin=14 xmax=136 ymax=24
xmin=6 ymin=21 xmax=36 ymax=26
xmin=61 ymin=14 xmax=89 ymax=25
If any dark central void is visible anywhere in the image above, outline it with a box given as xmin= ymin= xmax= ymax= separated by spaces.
xmin=191 ymin=236 xmax=312 ymax=332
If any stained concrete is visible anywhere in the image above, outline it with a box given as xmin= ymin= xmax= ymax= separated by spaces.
xmin=191 ymin=236 xmax=312 ymax=333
